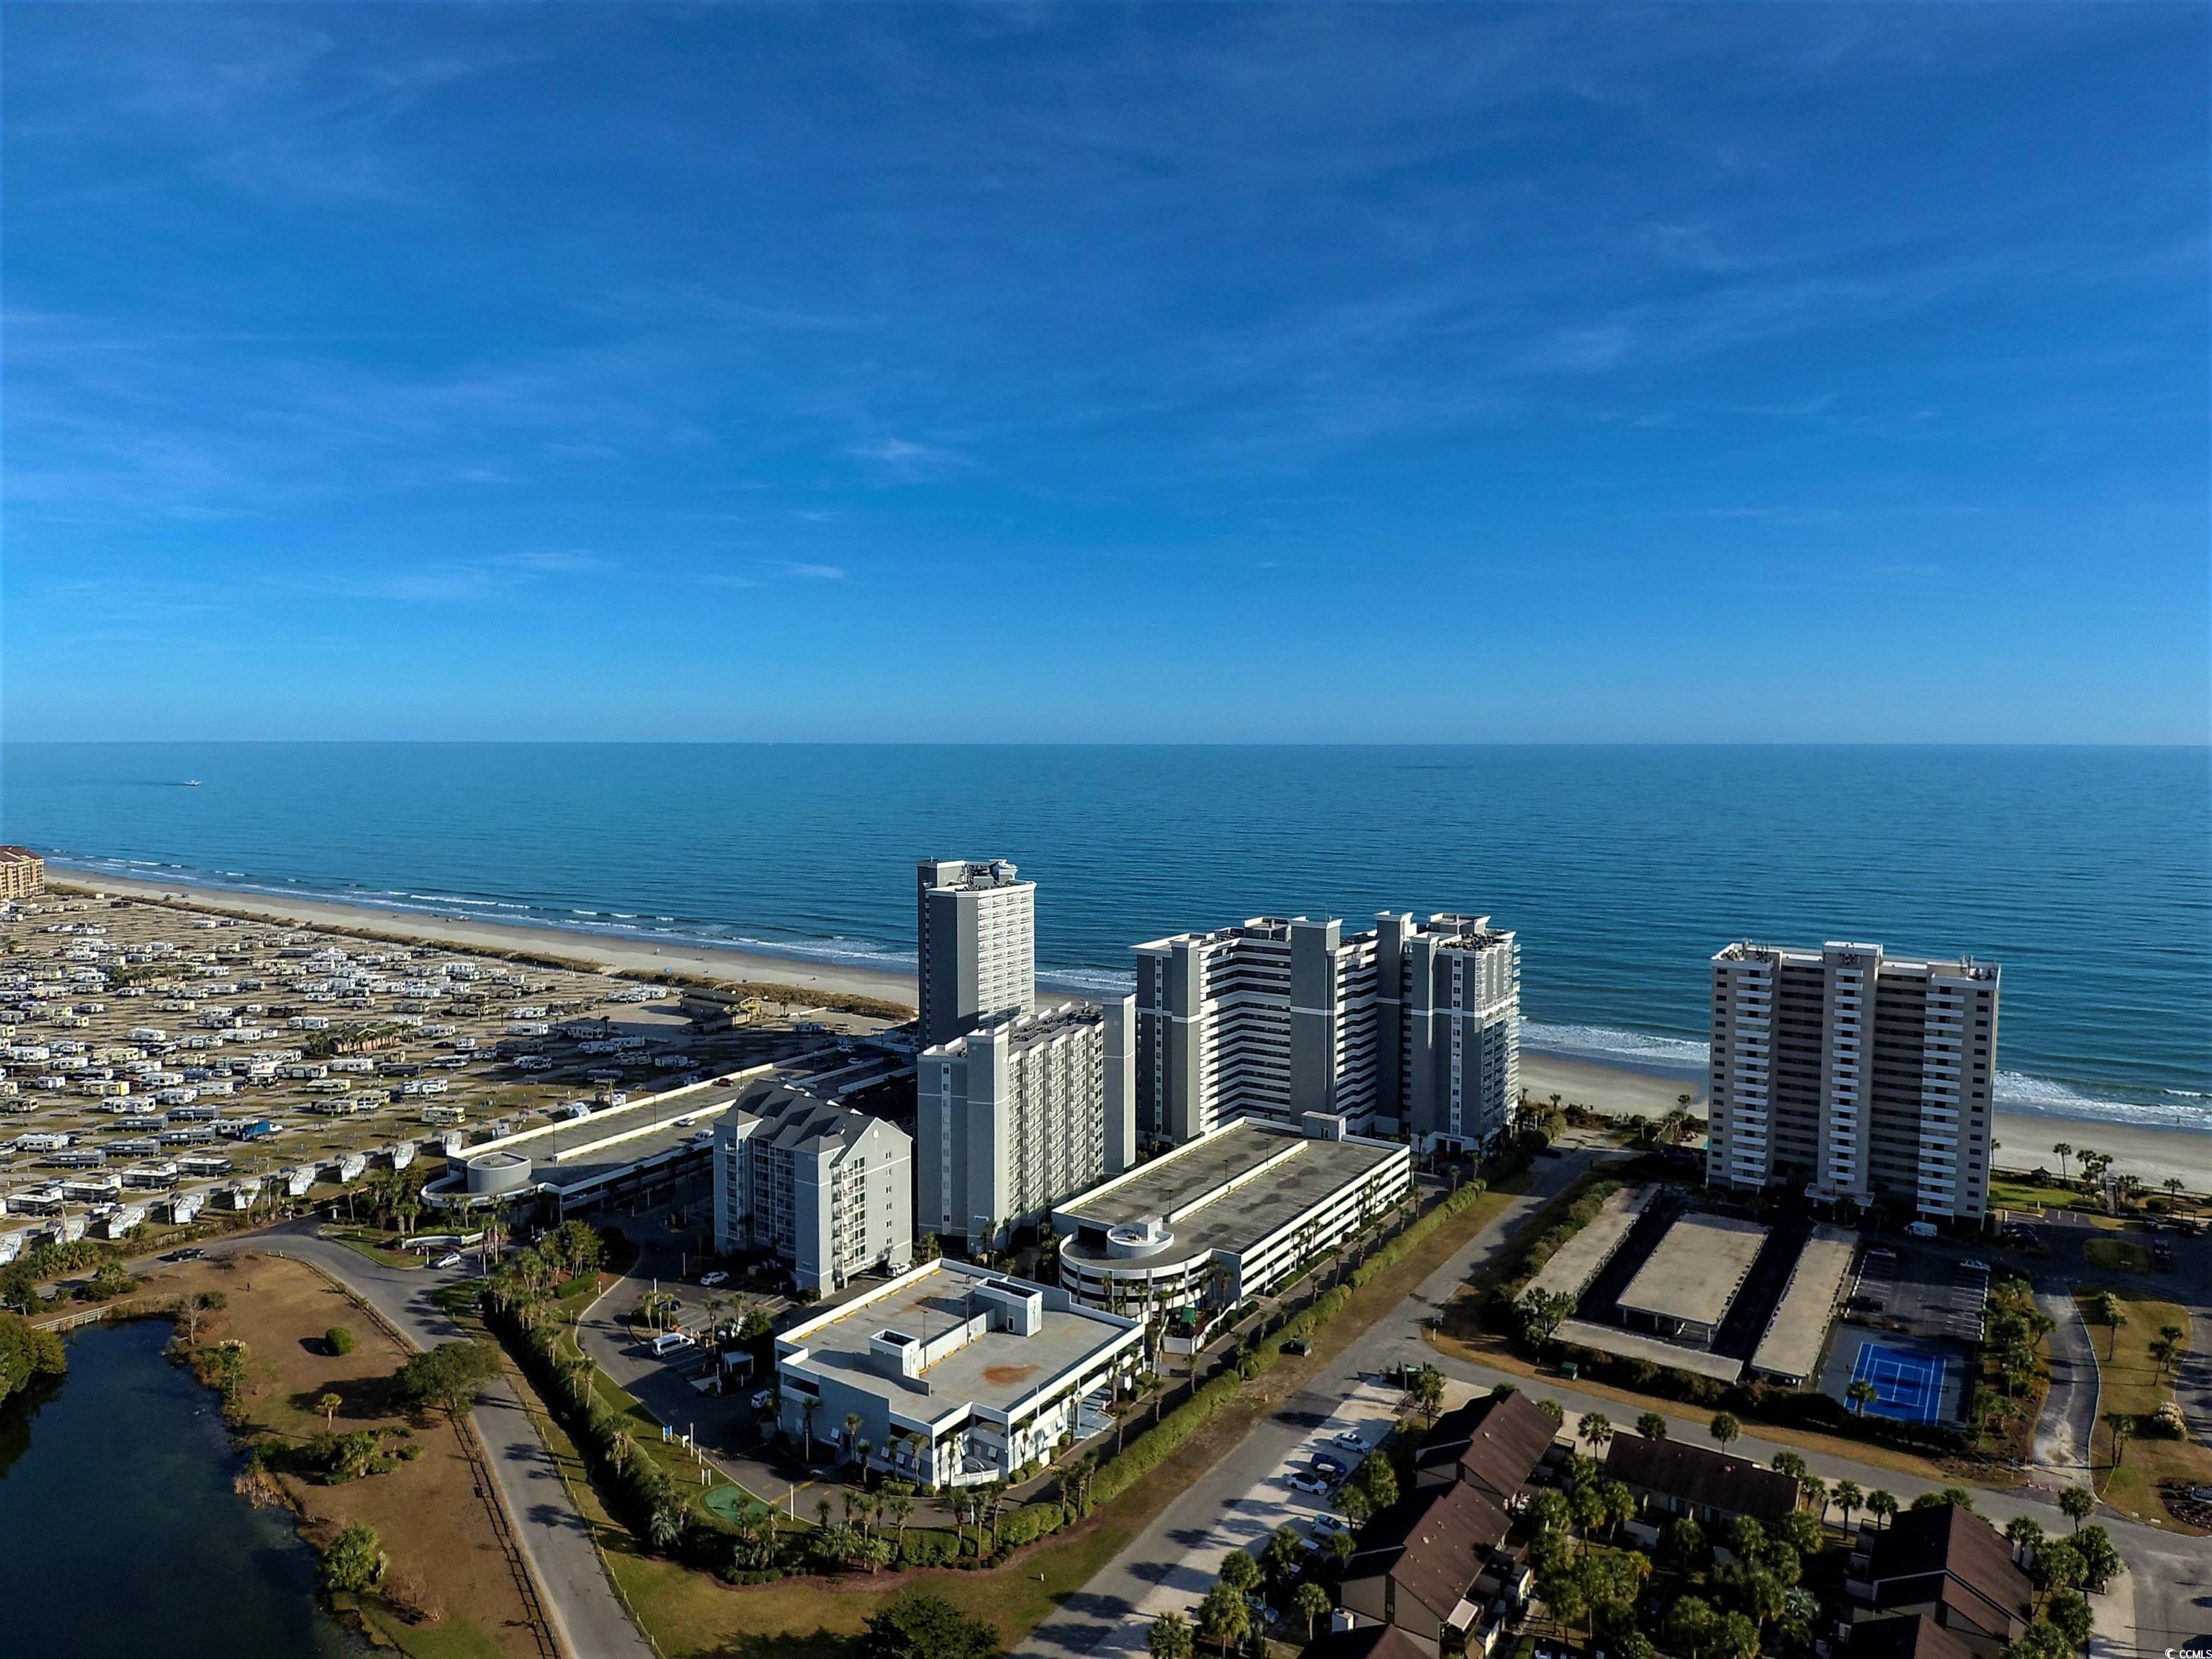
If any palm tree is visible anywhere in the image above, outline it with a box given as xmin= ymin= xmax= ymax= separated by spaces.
xmin=2101 ymin=1410 xmax=2135 ymax=1469
xmin=1295 ymin=1583 xmax=1332 ymax=1640
xmin=2005 ymin=1515 xmax=2045 ymax=1560
xmin=648 ymin=1504 xmax=685 ymax=1551
xmin=1834 ymin=1479 xmax=1862 ymax=1532
xmin=1148 ymin=1611 xmax=1194 ymax=1659
xmin=1708 ymin=1412 xmax=1740 ymax=1452
xmin=1848 ymin=1378 xmax=1881 ymax=1416
xmin=1802 ymin=1473 xmax=1829 ymax=1522
xmin=318 ymin=1392 xmax=342 ymax=1427
xmin=2053 ymin=1143 xmax=2073 ymax=1182
xmin=1866 ymin=1489 xmax=1898 ymax=1532
xmin=1578 ymin=1412 xmax=1614 ymax=1452
xmin=2059 ymin=1485 xmax=2093 ymax=1532
xmin=885 ymin=1489 xmax=914 ymax=1549
xmin=801 ymin=1397 xmax=820 ymax=1460
xmin=1635 ymin=1411 xmax=1668 ymax=1442
xmin=2099 ymin=1296 xmax=2127 ymax=1359
xmin=2164 ymin=1177 xmax=2185 ymax=1200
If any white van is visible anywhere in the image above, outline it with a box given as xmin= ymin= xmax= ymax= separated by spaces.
xmin=649 ymin=1331 xmax=695 ymax=1357
xmin=1905 ymin=1220 xmax=1939 ymax=1239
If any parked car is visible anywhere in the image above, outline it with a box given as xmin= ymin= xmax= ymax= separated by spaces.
xmin=1330 ymin=1429 xmax=1370 ymax=1452
xmin=699 ymin=1270 xmax=731 ymax=1287
xmin=649 ymin=1331 xmax=695 ymax=1357
xmin=435 ymin=1252 xmax=463 ymax=1268
xmin=1309 ymin=1513 xmax=1350 ymax=1537
xmin=1959 ymin=1258 xmax=1990 ymax=1272
xmin=163 ymin=1247 xmax=204 ymax=1262
xmin=750 ymin=1388 xmax=776 ymax=1411
xmin=1905 ymin=1220 xmax=1939 ymax=1239
xmin=1312 ymin=1452 xmax=1350 ymax=1477
xmin=1286 ymin=1471 xmax=1331 ymax=1496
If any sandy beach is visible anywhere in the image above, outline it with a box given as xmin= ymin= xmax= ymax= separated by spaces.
xmin=46 ymin=869 xmax=2208 ymax=1192
xmin=47 ymin=869 xmax=920 ymax=1004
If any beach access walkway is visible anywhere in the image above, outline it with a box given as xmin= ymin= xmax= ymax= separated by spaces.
xmin=231 ymin=1223 xmax=656 ymax=1659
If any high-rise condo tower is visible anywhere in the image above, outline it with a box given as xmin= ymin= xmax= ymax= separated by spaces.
xmin=1707 ymin=940 xmax=2000 ymax=1220
xmin=915 ymin=858 xmax=1037 ymax=1048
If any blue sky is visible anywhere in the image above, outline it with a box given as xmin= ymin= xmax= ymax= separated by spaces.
xmin=5 ymin=4 xmax=2206 ymax=743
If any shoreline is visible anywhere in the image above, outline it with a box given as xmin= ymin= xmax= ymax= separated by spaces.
xmin=45 ymin=868 xmax=2207 ymax=1190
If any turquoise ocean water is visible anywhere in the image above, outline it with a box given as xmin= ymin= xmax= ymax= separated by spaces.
xmin=5 ymin=743 xmax=2206 ymax=1133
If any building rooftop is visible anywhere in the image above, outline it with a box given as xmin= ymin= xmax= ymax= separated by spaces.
xmin=778 ymin=1260 xmax=1133 ymax=1429
xmin=921 ymin=1001 xmax=1105 ymax=1061
xmin=1348 ymin=1481 xmax=1509 ymax=1622
xmin=1847 ymin=1614 xmax=1979 ymax=1659
xmin=922 ymin=859 xmax=1029 ymax=894
xmin=1866 ymin=1504 xmax=2033 ymax=1623
xmin=1555 ymin=1319 xmax=1745 ymax=1382
xmin=1527 ymin=1184 xmax=1653 ymax=1303
xmin=1603 ymin=1433 xmax=1797 ymax=1524
xmin=1413 ymin=1389 xmax=1560 ymax=1504
xmin=1618 ymin=1213 xmax=1770 ymax=1328
xmin=1055 ymin=1119 xmax=1403 ymax=1274
xmin=1749 ymin=1225 xmax=1857 ymax=1382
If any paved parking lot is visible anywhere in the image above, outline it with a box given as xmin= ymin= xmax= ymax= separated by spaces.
xmin=1815 ymin=1244 xmax=1986 ymax=1425
xmin=1074 ymin=1378 xmax=1407 ymax=1659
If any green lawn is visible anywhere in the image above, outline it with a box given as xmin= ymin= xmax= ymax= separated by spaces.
xmin=1990 ymin=1177 xmax=2087 ymax=1212
xmin=2083 ymin=1237 xmax=2152 ymax=1274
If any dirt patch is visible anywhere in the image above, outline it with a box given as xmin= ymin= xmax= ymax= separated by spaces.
xmin=137 ymin=1252 xmax=548 ymax=1659
xmin=981 ymin=1364 xmax=1039 ymax=1387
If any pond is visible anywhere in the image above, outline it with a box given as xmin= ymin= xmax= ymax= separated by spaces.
xmin=0 ymin=1316 xmax=365 ymax=1658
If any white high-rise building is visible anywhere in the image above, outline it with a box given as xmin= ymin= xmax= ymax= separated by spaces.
xmin=916 ymin=858 xmax=1036 ymax=1048
xmin=712 ymin=1077 xmax=914 ymax=1295
xmin=917 ymin=998 xmax=1136 ymax=1252
xmin=1132 ymin=911 xmax=1519 ymax=1154
xmin=1707 ymin=940 xmax=2000 ymax=1221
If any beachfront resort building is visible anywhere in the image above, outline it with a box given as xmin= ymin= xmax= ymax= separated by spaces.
xmin=773 ymin=1257 xmax=1143 ymax=1488
xmin=711 ymin=1076 xmax=914 ymax=1296
xmin=1707 ymin=941 xmax=2001 ymax=1221
xmin=1051 ymin=1113 xmax=1413 ymax=1320
xmin=0 ymin=848 xmax=45 ymax=902
xmin=1131 ymin=912 xmax=1519 ymax=1153
xmin=917 ymin=998 xmax=1138 ymax=1254
xmin=916 ymin=858 xmax=1036 ymax=1048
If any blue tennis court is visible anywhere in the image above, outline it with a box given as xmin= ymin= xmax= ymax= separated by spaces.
xmin=1851 ymin=1341 xmax=1948 ymax=1424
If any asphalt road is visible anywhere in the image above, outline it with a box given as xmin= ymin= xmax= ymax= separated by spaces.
xmin=1012 ymin=1138 xmax=1615 ymax=1659
xmin=231 ymin=1223 xmax=656 ymax=1659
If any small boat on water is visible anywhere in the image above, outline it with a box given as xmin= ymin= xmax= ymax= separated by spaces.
xmin=182 ymin=779 xmax=201 ymax=787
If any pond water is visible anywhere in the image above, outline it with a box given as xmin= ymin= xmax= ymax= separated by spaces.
xmin=0 ymin=1317 xmax=364 ymax=1658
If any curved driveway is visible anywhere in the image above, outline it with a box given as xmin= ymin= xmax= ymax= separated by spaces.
xmin=227 ymin=1224 xmax=655 ymax=1659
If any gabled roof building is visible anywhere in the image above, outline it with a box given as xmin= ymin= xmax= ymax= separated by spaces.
xmin=1411 ymin=1389 xmax=1562 ymax=1506
xmin=712 ymin=1077 xmax=913 ymax=1296
xmin=1853 ymin=1503 xmax=2033 ymax=1659
xmin=1601 ymin=1432 xmax=1799 ymax=1527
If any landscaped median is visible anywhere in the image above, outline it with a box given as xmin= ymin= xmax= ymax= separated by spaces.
xmin=2074 ymin=1285 xmax=2208 ymax=1532
xmin=460 ymin=1145 xmax=1549 ymax=1657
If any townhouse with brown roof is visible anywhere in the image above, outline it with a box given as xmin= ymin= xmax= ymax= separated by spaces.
xmin=1845 ymin=1613 xmax=1982 ymax=1659
xmin=1851 ymin=1504 xmax=2033 ymax=1659
xmin=1601 ymin=1433 xmax=1799 ymax=1528
xmin=1411 ymin=1388 xmax=1560 ymax=1506
xmin=1339 ymin=1480 xmax=1514 ymax=1655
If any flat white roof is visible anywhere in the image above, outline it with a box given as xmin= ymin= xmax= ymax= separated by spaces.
xmin=1528 ymin=1184 xmax=1653 ymax=1303
xmin=1618 ymin=1213 xmax=1769 ymax=1328
xmin=1749 ymin=1226 xmax=1857 ymax=1382
xmin=1557 ymin=1318 xmax=1746 ymax=1382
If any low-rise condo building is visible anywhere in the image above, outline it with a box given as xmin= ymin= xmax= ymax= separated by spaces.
xmin=1051 ymin=1113 xmax=1411 ymax=1318
xmin=773 ymin=1258 xmax=1142 ymax=1489
xmin=1708 ymin=940 xmax=2000 ymax=1220
xmin=0 ymin=848 xmax=45 ymax=902
xmin=918 ymin=999 xmax=1136 ymax=1253
xmin=711 ymin=1077 xmax=913 ymax=1296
